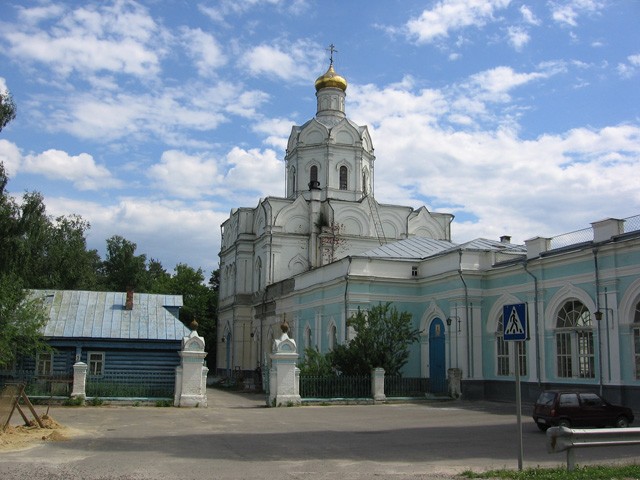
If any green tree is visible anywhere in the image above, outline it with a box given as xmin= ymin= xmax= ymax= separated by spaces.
xmin=46 ymin=215 xmax=101 ymax=289
xmin=0 ymin=274 xmax=49 ymax=369
xmin=0 ymin=165 xmax=99 ymax=289
xmin=299 ymin=346 xmax=334 ymax=376
xmin=0 ymin=88 xmax=16 ymax=133
xmin=101 ymin=235 xmax=149 ymax=291
xmin=147 ymin=258 xmax=171 ymax=292
xmin=330 ymin=302 xmax=420 ymax=376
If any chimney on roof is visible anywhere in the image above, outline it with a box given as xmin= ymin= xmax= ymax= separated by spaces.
xmin=500 ymin=235 xmax=511 ymax=244
xmin=125 ymin=288 xmax=134 ymax=310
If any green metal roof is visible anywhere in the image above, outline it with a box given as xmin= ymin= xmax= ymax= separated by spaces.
xmin=32 ymin=290 xmax=189 ymax=341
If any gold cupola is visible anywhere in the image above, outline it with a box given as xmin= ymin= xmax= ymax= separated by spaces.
xmin=314 ymin=64 xmax=347 ymax=92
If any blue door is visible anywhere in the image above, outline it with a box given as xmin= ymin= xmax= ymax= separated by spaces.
xmin=429 ymin=318 xmax=446 ymax=393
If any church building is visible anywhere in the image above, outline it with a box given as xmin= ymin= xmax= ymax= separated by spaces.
xmin=217 ymin=61 xmax=640 ymax=408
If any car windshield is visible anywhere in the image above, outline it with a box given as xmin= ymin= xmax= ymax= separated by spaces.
xmin=537 ymin=392 xmax=556 ymax=406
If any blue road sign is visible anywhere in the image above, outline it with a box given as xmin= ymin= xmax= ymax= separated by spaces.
xmin=503 ymin=303 xmax=527 ymax=341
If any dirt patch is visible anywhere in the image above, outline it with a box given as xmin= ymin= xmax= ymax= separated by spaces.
xmin=0 ymin=414 xmax=71 ymax=451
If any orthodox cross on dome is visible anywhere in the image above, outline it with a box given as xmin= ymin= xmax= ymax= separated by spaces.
xmin=326 ymin=43 xmax=338 ymax=66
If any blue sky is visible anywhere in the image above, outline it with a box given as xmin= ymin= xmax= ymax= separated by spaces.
xmin=1 ymin=0 xmax=639 ymax=276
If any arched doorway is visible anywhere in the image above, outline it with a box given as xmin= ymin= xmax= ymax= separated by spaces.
xmin=429 ymin=318 xmax=447 ymax=393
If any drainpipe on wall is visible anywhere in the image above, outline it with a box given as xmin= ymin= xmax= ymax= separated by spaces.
xmin=593 ymin=247 xmax=603 ymax=396
xmin=523 ymin=261 xmax=541 ymax=387
xmin=458 ymin=250 xmax=470 ymax=378
xmin=344 ymin=257 xmax=352 ymax=342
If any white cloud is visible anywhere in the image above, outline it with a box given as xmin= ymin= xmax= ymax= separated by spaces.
xmin=466 ymin=66 xmax=546 ymax=102
xmin=550 ymin=0 xmax=604 ymax=27
xmin=346 ymin=79 xmax=640 ymax=243
xmin=148 ymin=150 xmax=222 ymax=198
xmin=406 ymin=0 xmax=512 ymax=44
xmin=507 ymin=26 xmax=530 ymax=51
xmin=225 ymin=90 xmax=271 ymax=118
xmin=199 ymin=0 xmax=308 ymax=23
xmin=45 ymin=195 xmax=226 ymax=272
xmin=3 ymin=2 xmax=165 ymax=79
xmin=0 ymin=140 xmax=22 ymax=176
xmin=1 ymin=141 xmax=120 ymax=190
xmin=617 ymin=54 xmax=640 ymax=79
xmin=238 ymin=39 xmax=324 ymax=83
xmin=519 ymin=5 xmax=540 ymax=25
xmin=181 ymin=27 xmax=227 ymax=77
xmin=222 ymin=147 xmax=284 ymax=198
xmin=22 ymin=149 xmax=121 ymax=190
xmin=43 ymin=83 xmax=240 ymax=144
xmin=252 ymin=117 xmax=297 ymax=150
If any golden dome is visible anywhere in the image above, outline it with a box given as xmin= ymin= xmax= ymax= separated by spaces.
xmin=314 ymin=64 xmax=347 ymax=92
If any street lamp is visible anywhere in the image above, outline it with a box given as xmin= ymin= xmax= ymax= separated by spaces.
xmin=447 ymin=315 xmax=461 ymax=369
xmin=593 ymin=310 xmax=604 ymax=396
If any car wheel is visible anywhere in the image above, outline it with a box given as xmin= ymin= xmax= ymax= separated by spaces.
xmin=558 ymin=419 xmax=571 ymax=428
xmin=537 ymin=423 xmax=549 ymax=432
xmin=616 ymin=416 xmax=630 ymax=428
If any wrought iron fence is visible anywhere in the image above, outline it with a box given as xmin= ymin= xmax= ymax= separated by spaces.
xmin=385 ymin=376 xmax=430 ymax=397
xmin=300 ymin=375 xmax=370 ymax=399
xmin=0 ymin=371 xmax=72 ymax=397
xmin=86 ymin=371 xmax=174 ymax=398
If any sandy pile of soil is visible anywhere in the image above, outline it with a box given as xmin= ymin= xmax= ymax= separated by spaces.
xmin=0 ymin=414 xmax=70 ymax=451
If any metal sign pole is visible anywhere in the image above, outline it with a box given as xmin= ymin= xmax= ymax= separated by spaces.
xmin=515 ymin=343 xmax=523 ymax=471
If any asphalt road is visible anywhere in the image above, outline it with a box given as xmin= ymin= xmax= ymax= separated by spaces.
xmin=1 ymin=389 xmax=639 ymax=480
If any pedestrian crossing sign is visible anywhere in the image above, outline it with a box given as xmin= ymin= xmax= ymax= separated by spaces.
xmin=503 ymin=303 xmax=528 ymax=341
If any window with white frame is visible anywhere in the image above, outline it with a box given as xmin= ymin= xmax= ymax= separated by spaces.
xmin=496 ymin=314 xmax=527 ymax=376
xmin=496 ymin=314 xmax=510 ymax=376
xmin=36 ymin=352 xmax=53 ymax=376
xmin=555 ymin=300 xmax=594 ymax=378
xmin=339 ymin=166 xmax=348 ymax=190
xmin=633 ymin=301 xmax=640 ymax=379
xmin=88 ymin=352 xmax=105 ymax=376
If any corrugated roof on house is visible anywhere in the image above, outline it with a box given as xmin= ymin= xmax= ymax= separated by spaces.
xmin=31 ymin=290 xmax=189 ymax=341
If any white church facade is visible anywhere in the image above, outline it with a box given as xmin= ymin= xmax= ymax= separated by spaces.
xmin=217 ymin=62 xmax=640 ymax=409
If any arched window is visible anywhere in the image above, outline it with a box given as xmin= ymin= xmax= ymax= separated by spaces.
xmin=339 ymin=166 xmax=348 ymax=190
xmin=496 ymin=314 xmax=527 ymax=376
xmin=329 ymin=323 xmax=338 ymax=350
xmin=291 ymin=167 xmax=296 ymax=195
xmin=304 ymin=326 xmax=312 ymax=349
xmin=633 ymin=301 xmax=640 ymax=379
xmin=255 ymin=257 xmax=262 ymax=291
xmin=310 ymin=165 xmax=318 ymax=185
xmin=556 ymin=300 xmax=594 ymax=378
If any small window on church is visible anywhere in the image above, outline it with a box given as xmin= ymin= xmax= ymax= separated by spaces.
xmin=411 ymin=266 xmax=418 ymax=277
xmin=310 ymin=165 xmax=318 ymax=183
xmin=339 ymin=166 xmax=348 ymax=190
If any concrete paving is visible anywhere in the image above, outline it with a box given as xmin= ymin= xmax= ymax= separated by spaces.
xmin=1 ymin=389 xmax=639 ymax=479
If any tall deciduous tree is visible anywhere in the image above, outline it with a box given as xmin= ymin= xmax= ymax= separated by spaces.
xmin=0 ymin=274 xmax=49 ymax=369
xmin=101 ymin=235 xmax=149 ymax=292
xmin=330 ymin=302 xmax=420 ymax=376
xmin=0 ymin=88 xmax=17 ymax=133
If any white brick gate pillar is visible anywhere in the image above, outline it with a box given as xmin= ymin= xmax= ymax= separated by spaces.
xmin=174 ymin=330 xmax=208 ymax=407
xmin=268 ymin=321 xmax=301 ymax=407
xmin=71 ymin=361 xmax=88 ymax=399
